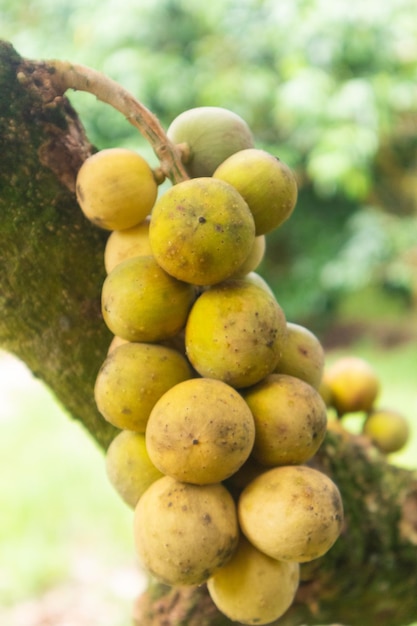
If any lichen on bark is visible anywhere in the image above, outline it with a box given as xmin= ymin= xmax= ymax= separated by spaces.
xmin=1 ymin=40 xmax=417 ymax=626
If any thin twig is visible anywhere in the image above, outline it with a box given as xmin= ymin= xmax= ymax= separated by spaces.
xmin=46 ymin=60 xmax=189 ymax=185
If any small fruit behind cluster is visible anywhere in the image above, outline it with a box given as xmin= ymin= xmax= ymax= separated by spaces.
xmin=167 ymin=106 xmax=255 ymax=178
xmin=323 ymin=355 xmax=380 ymax=416
xmin=76 ymin=148 xmax=157 ymax=230
xmin=274 ymin=322 xmax=325 ymax=390
xmin=362 ymin=408 xmax=410 ymax=454
xmin=104 ymin=217 xmax=152 ymax=273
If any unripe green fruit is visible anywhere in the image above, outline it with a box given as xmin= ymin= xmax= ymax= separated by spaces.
xmin=238 ymin=465 xmax=344 ymax=563
xmin=149 ymin=177 xmax=255 ymax=286
xmin=274 ymin=322 xmax=325 ymax=390
xmin=362 ymin=408 xmax=410 ymax=454
xmin=242 ymin=373 xmax=327 ymax=466
xmin=105 ymin=430 xmax=164 ymax=508
xmin=167 ymin=106 xmax=255 ymax=178
xmin=133 ymin=476 xmax=239 ymax=586
xmin=104 ymin=217 xmax=152 ymax=273
xmin=76 ymin=148 xmax=157 ymax=230
xmin=207 ymin=536 xmax=300 ymax=626
xmin=94 ymin=341 xmax=193 ymax=431
xmin=146 ymin=377 xmax=255 ymax=484
xmin=213 ymin=148 xmax=298 ymax=235
xmin=185 ymin=279 xmax=287 ymax=388
xmin=101 ymin=255 xmax=196 ymax=342
xmin=324 ymin=356 xmax=380 ymax=416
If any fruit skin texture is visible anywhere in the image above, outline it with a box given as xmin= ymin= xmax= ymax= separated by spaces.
xmin=133 ymin=476 xmax=239 ymax=586
xmin=274 ymin=322 xmax=325 ymax=390
xmin=242 ymin=373 xmax=327 ymax=467
xmin=207 ymin=536 xmax=300 ymax=626
xmin=94 ymin=342 xmax=193 ymax=431
xmin=232 ymin=235 xmax=266 ymax=278
xmin=167 ymin=106 xmax=255 ymax=178
xmin=76 ymin=148 xmax=157 ymax=230
xmin=185 ymin=279 xmax=287 ymax=389
xmin=101 ymin=255 xmax=196 ymax=342
xmin=362 ymin=408 xmax=410 ymax=454
xmin=213 ymin=148 xmax=298 ymax=236
xmin=105 ymin=430 xmax=164 ymax=508
xmin=104 ymin=217 xmax=152 ymax=274
xmin=149 ymin=177 xmax=255 ymax=286
xmin=146 ymin=377 xmax=255 ymax=484
xmin=238 ymin=465 xmax=344 ymax=563
xmin=324 ymin=356 xmax=380 ymax=416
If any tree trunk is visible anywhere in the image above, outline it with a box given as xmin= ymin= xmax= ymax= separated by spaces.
xmin=1 ymin=41 xmax=416 ymax=626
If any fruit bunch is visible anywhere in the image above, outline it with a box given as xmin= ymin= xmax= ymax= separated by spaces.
xmin=76 ymin=106 xmax=344 ymax=626
xmin=322 ymin=355 xmax=411 ymax=455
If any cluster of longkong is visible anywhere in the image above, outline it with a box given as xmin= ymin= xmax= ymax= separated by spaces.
xmin=76 ymin=106 xmax=349 ymax=625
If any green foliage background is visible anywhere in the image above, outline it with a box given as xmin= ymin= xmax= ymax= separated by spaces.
xmin=2 ymin=0 xmax=417 ymax=327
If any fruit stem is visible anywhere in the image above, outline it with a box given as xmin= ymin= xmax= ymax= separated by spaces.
xmin=45 ymin=60 xmax=190 ymax=185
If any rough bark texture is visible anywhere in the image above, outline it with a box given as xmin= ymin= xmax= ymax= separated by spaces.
xmin=1 ymin=41 xmax=416 ymax=626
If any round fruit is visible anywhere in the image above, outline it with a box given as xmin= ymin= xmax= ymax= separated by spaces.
xmin=133 ymin=476 xmax=239 ymax=586
xmin=207 ymin=536 xmax=300 ymax=626
xmin=213 ymin=148 xmax=298 ymax=235
xmin=149 ymin=177 xmax=255 ymax=286
xmin=362 ymin=408 xmax=410 ymax=454
xmin=94 ymin=341 xmax=192 ymax=431
xmin=185 ymin=279 xmax=287 ymax=388
xmin=238 ymin=465 xmax=344 ymax=563
xmin=232 ymin=235 xmax=266 ymax=277
xmin=324 ymin=356 xmax=380 ymax=416
xmin=146 ymin=377 xmax=255 ymax=484
xmin=274 ymin=322 xmax=325 ymax=390
xmin=241 ymin=373 xmax=327 ymax=466
xmin=167 ymin=106 xmax=255 ymax=178
xmin=101 ymin=255 xmax=195 ymax=342
xmin=104 ymin=217 xmax=152 ymax=273
xmin=76 ymin=148 xmax=157 ymax=230
xmin=105 ymin=430 xmax=164 ymax=508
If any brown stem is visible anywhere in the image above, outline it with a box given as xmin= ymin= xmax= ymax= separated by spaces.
xmin=35 ymin=60 xmax=190 ymax=184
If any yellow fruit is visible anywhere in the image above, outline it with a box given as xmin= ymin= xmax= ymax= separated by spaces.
xmin=146 ymin=377 xmax=255 ymax=484
xmin=274 ymin=322 xmax=325 ymax=390
xmin=94 ymin=342 xmax=193 ymax=431
xmin=242 ymin=373 xmax=327 ymax=466
xmin=185 ymin=279 xmax=287 ymax=388
xmin=238 ymin=465 xmax=344 ymax=563
xmin=232 ymin=235 xmax=266 ymax=277
xmin=101 ymin=255 xmax=195 ymax=342
xmin=324 ymin=356 xmax=380 ymax=416
xmin=241 ymin=271 xmax=275 ymax=297
xmin=207 ymin=536 xmax=300 ymax=626
xmin=104 ymin=217 xmax=152 ymax=273
xmin=133 ymin=476 xmax=239 ymax=586
xmin=213 ymin=148 xmax=298 ymax=235
xmin=167 ymin=106 xmax=255 ymax=178
xmin=362 ymin=408 xmax=410 ymax=454
xmin=105 ymin=430 xmax=164 ymax=508
xmin=149 ymin=177 xmax=255 ymax=286
xmin=76 ymin=148 xmax=157 ymax=230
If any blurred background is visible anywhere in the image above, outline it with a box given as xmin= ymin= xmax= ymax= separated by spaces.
xmin=1 ymin=0 xmax=416 ymax=624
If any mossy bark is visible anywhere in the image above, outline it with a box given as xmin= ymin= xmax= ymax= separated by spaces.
xmin=1 ymin=41 xmax=417 ymax=626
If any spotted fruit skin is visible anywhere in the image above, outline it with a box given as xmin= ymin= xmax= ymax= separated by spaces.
xmin=133 ymin=476 xmax=239 ymax=586
xmin=101 ymin=255 xmax=196 ymax=342
xmin=146 ymin=377 xmax=255 ymax=485
xmin=149 ymin=177 xmax=255 ymax=286
xmin=238 ymin=465 xmax=344 ymax=563
xmin=76 ymin=148 xmax=157 ymax=230
xmin=274 ymin=322 xmax=325 ymax=390
xmin=185 ymin=279 xmax=287 ymax=389
xmin=167 ymin=106 xmax=255 ymax=178
xmin=213 ymin=148 xmax=298 ymax=235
